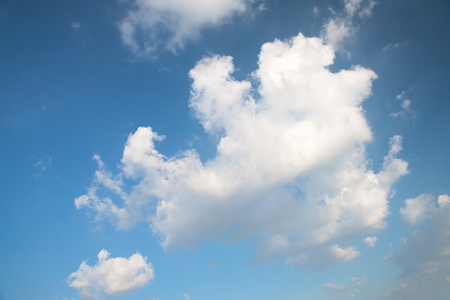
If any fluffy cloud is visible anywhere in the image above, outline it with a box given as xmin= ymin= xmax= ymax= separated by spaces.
xmin=67 ymin=250 xmax=154 ymax=300
xmin=76 ymin=32 xmax=408 ymax=269
xmin=322 ymin=0 xmax=376 ymax=49
xmin=119 ymin=0 xmax=259 ymax=57
xmin=438 ymin=194 xmax=450 ymax=207
xmin=399 ymin=194 xmax=436 ymax=226
xmin=364 ymin=236 xmax=377 ymax=247
xmin=385 ymin=195 xmax=450 ymax=299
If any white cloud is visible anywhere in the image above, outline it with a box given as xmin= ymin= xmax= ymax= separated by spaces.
xmin=33 ymin=155 xmax=52 ymax=178
xmin=390 ymin=91 xmax=415 ymax=119
xmin=118 ymin=0 xmax=259 ymax=57
xmin=383 ymin=43 xmax=401 ymax=52
xmin=33 ymin=155 xmax=52 ymax=171
xmin=76 ymin=32 xmax=408 ymax=269
xmin=286 ymin=245 xmax=361 ymax=270
xmin=399 ymin=194 xmax=436 ymax=226
xmin=437 ymin=194 xmax=450 ymax=207
xmin=385 ymin=197 xmax=450 ymax=299
xmin=67 ymin=250 xmax=154 ymax=300
xmin=322 ymin=18 xmax=354 ymax=50
xmin=71 ymin=22 xmax=81 ymax=30
xmin=383 ymin=251 xmax=394 ymax=261
xmin=322 ymin=0 xmax=376 ymax=50
xmin=323 ymin=276 xmax=366 ymax=293
xmin=357 ymin=0 xmax=376 ymax=18
xmin=364 ymin=236 xmax=377 ymax=247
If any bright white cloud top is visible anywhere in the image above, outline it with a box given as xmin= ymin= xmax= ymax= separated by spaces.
xmin=67 ymin=250 xmax=154 ymax=299
xmin=75 ymin=32 xmax=408 ymax=269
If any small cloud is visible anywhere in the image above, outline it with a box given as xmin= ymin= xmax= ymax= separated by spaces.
xmin=286 ymin=244 xmax=361 ymax=270
xmin=364 ymin=236 xmax=377 ymax=247
xmin=395 ymin=91 xmax=406 ymax=100
xmin=71 ymin=22 xmax=81 ymax=30
xmin=437 ymin=194 xmax=450 ymax=208
xmin=313 ymin=6 xmax=319 ymax=15
xmin=390 ymin=91 xmax=416 ymax=119
xmin=399 ymin=194 xmax=436 ymax=226
xmin=158 ymin=64 xmax=171 ymax=73
xmin=323 ymin=277 xmax=366 ymax=293
xmin=33 ymin=156 xmax=52 ymax=177
xmin=183 ymin=293 xmax=190 ymax=300
xmin=383 ymin=42 xmax=402 ymax=52
xmin=67 ymin=249 xmax=154 ymax=300
xmin=383 ymin=252 xmax=394 ymax=261
xmin=206 ymin=258 xmax=217 ymax=265
xmin=33 ymin=156 xmax=52 ymax=171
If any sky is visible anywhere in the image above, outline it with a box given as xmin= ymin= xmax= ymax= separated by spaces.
xmin=0 ymin=0 xmax=449 ymax=299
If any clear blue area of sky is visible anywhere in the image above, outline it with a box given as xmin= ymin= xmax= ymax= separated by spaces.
xmin=0 ymin=0 xmax=449 ymax=299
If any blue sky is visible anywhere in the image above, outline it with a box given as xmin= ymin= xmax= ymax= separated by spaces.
xmin=1 ymin=0 xmax=449 ymax=299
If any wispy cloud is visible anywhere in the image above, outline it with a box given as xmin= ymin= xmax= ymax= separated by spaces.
xmin=323 ymin=276 xmax=366 ymax=293
xmin=33 ymin=156 xmax=52 ymax=171
xmin=321 ymin=0 xmax=376 ymax=50
xmin=71 ymin=22 xmax=81 ymax=30
xmin=390 ymin=91 xmax=416 ymax=119
xmin=33 ymin=155 xmax=52 ymax=178
xmin=118 ymin=0 xmax=262 ymax=58
xmin=383 ymin=42 xmax=402 ymax=52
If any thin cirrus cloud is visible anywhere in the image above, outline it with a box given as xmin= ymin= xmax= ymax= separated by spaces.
xmin=75 ymin=31 xmax=409 ymax=270
xmin=118 ymin=0 xmax=261 ymax=57
xmin=385 ymin=194 xmax=450 ymax=299
xmin=67 ymin=249 xmax=154 ymax=300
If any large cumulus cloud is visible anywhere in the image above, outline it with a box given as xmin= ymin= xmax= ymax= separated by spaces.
xmin=75 ymin=32 xmax=408 ymax=268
